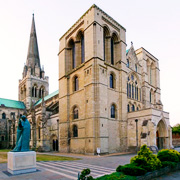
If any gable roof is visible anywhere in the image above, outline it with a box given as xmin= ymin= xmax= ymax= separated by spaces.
xmin=34 ymin=90 xmax=59 ymax=106
xmin=0 ymin=98 xmax=25 ymax=109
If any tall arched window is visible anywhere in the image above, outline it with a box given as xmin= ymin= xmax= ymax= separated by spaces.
xmin=72 ymin=42 xmax=75 ymax=69
xmin=111 ymin=38 xmax=114 ymax=65
xmin=39 ymin=87 xmax=44 ymax=98
xmin=2 ymin=113 xmax=6 ymax=119
xmin=38 ymin=126 xmax=41 ymax=139
xmin=73 ymin=125 xmax=78 ymax=137
xmin=103 ymin=26 xmax=110 ymax=61
xmin=131 ymin=105 xmax=135 ymax=112
xmin=74 ymin=76 xmax=79 ymax=91
xmin=150 ymin=91 xmax=152 ymax=103
xmin=81 ymin=35 xmax=85 ymax=63
xmin=129 ymin=84 xmax=131 ymax=98
xmin=73 ymin=106 xmax=78 ymax=119
xmin=127 ymin=104 xmax=130 ymax=112
xmin=110 ymin=74 xmax=115 ymax=89
xmin=111 ymin=104 xmax=116 ymax=118
xmin=132 ymin=84 xmax=134 ymax=99
xmin=127 ymin=59 xmax=129 ymax=68
xmin=32 ymin=85 xmax=37 ymax=97
xmin=135 ymin=64 xmax=138 ymax=72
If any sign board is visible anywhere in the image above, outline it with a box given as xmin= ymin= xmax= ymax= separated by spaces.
xmin=97 ymin=148 xmax=100 ymax=154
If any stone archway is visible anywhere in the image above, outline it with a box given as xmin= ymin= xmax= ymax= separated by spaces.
xmin=156 ymin=120 xmax=168 ymax=149
xmin=50 ymin=135 xmax=58 ymax=151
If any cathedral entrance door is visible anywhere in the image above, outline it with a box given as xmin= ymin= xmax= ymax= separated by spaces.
xmin=156 ymin=120 xmax=167 ymax=149
xmin=51 ymin=135 xmax=59 ymax=151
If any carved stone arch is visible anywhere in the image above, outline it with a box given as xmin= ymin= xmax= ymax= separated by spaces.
xmin=103 ymin=24 xmax=111 ymax=36
xmin=75 ymin=29 xmax=84 ymax=41
xmin=111 ymin=31 xmax=120 ymax=41
xmin=156 ymin=119 xmax=168 ymax=149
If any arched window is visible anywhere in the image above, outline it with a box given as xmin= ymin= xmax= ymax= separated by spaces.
xmin=135 ymin=64 xmax=138 ymax=72
xmin=81 ymin=34 xmax=85 ymax=63
xmin=111 ymin=104 xmax=116 ymax=118
xmin=111 ymin=38 xmax=114 ymax=65
xmin=103 ymin=26 xmax=110 ymax=61
xmin=127 ymin=104 xmax=130 ymax=112
xmin=72 ymin=41 xmax=75 ymax=69
xmin=73 ymin=125 xmax=78 ymax=137
xmin=32 ymin=87 xmax=34 ymax=97
xmin=32 ymin=85 xmax=37 ymax=97
xmin=127 ymin=83 xmax=128 ymax=96
xmin=68 ymin=39 xmax=76 ymax=69
xmin=74 ymin=76 xmax=79 ymax=91
xmin=110 ymin=74 xmax=115 ymax=89
xmin=132 ymin=84 xmax=134 ymax=99
xmin=127 ymin=59 xmax=129 ymax=68
xmin=2 ymin=113 xmax=6 ymax=119
xmin=137 ymin=107 xmax=139 ymax=111
xmin=150 ymin=91 xmax=152 ymax=103
xmin=38 ymin=126 xmax=41 ymax=139
xmin=39 ymin=87 xmax=44 ymax=98
xmin=129 ymin=84 xmax=131 ymax=98
xmin=131 ymin=105 xmax=135 ymax=112
xmin=73 ymin=106 xmax=78 ymax=119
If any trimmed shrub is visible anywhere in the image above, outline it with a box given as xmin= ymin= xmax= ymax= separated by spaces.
xmin=79 ymin=168 xmax=94 ymax=180
xmin=121 ymin=164 xmax=147 ymax=176
xmin=116 ymin=165 xmax=122 ymax=172
xmin=161 ymin=161 xmax=177 ymax=168
xmin=130 ymin=145 xmax=162 ymax=171
xmin=157 ymin=149 xmax=180 ymax=162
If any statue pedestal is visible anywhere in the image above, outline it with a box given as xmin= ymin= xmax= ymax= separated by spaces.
xmin=7 ymin=151 xmax=36 ymax=175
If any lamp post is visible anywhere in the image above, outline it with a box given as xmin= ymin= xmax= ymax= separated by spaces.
xmin=135 ymin=119 xmax=138 ymax=153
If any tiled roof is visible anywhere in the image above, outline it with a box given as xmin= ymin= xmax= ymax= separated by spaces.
xmin=0 ymin=98 xmax=25 ymax=109
xmin=126 ymin=49 xmax=130 ymax=54
xmin=34 ymin=90 xmax=59 ymax=106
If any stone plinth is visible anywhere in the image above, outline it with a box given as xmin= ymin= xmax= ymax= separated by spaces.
xmin=7 ymin=151 xmax=36 ymax=175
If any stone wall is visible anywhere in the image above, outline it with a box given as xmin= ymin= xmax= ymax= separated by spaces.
xmin=172 ymin=133 xmax=180 ymax=147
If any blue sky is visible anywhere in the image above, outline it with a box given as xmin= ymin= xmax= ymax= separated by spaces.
xmin=0 ymin=0 xmax=179 ymax=125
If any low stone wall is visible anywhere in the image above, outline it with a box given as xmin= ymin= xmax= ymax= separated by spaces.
xmin=136 ymin=163 xmax=180 ymax=180
xmin=172 ymin=133 xmax=180 ymax=147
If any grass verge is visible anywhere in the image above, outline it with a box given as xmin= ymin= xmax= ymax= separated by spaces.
xmin=0 ymin=151 xmax=80 ymax=163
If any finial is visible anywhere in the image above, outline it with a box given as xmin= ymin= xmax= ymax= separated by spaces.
xmin=131 ymin=41 xmax=133 ymax=46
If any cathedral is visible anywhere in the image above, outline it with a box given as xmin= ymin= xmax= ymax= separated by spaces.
xmin=0 ymin=5 xmax=172 ymax=154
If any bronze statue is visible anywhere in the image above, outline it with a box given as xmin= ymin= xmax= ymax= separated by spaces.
xmin=12 ymin=115 xmax=30 ymax=152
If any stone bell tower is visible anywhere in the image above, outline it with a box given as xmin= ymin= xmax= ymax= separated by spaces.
xmin=19 ymin=14 xmax=49 ymax=109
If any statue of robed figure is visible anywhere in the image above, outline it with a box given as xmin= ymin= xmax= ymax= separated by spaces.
xmin=12 ymin=115 xmax=30 ymax=152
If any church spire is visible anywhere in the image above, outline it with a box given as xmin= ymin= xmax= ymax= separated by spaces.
xmin=26 ymin=14 xmax=41 ymax=70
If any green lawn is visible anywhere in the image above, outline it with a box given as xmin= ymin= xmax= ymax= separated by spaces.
xmin=0 ymin=150 xmax=80 ymax=163
xmin=0 ymin=149 xmax=11 ymax=152
xmin=36 ymin=154 xmax=80 ymax=161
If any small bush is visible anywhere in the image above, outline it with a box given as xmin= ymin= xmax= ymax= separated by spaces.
xmin=116 ymin=165 xmax=122 ymax=172
xmin=161 ymin=161 xmax=177 ymax=168
xmin=121 ymin=164 xmax=147 ymax=176
xmin=157 ymin=149 xmax=180 ymax=162
xmin=79 ymin=168 xmax=93 ymax=180
xmin=130 ymin=145 xmax=162 ymax=171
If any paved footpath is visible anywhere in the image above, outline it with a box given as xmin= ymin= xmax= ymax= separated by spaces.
xmin=0 ymin=152 xmax=134 ymax=180
xmin=1 ymin=149 xmax=180 ymax=180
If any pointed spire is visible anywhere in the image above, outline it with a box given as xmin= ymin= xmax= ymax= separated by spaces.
xmin=26 ymin=14 xmax=41 ymax=70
